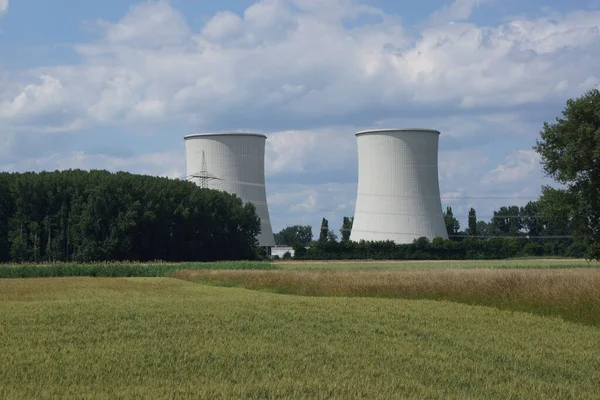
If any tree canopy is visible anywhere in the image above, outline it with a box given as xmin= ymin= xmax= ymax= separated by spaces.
xmin=533 ymin=88 xmax=600 ymax=259
xmin=0 ymin=170 xmax=261 ymax=263
xmin=274 ymin=225 xmax=313 ymax=246
xmin=443 ymin=207 xmax=460 ymax=237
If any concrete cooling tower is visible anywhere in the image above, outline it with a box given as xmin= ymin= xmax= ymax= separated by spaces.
xmin=350 ymin=129 xmax=448 ymax=244
xmin=184 ymin=133 xmax=276 ymax=247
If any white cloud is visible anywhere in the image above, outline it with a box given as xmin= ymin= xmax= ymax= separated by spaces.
xmin=266 ymin=130 xmax=319 ymax=174
xmin=426 ymin=0 xmax=493 ymax=26
xmin=201 ymin=11 xmax=243 ymax=42
xmin=482 ymin=150 xmax=541 ymax=185
xmin=439 ymin=150 xmax=490 ymax=182
xmin=0 ymin=0 xmax=7 ymax=18
xmin=0 ymin=150 xmax=185 ymax=180
xmin=2 ymin=0 xmax=598 ymax=134
xmin=99 ymin=1 xmax=190 ymax=47
xmin=265 ymin=127 xmax=356 ymax=175
xmin=290 ymin=192 xmax=318 ymax=212
xmin=0 ymin=75 xmax=65 ymax=120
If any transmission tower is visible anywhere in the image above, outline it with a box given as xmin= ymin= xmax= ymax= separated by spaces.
xmin=186 ymin=151 xmax=224 ymax=189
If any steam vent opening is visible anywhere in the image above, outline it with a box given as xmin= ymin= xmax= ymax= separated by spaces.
xmin=184 ymin=133 xmax=276 ymax=247
xmin=350 ymin=128 xmax=448 ymax=244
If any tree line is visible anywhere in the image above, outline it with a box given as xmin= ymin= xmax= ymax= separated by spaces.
xmin=0 ymin=170 xmax=261 ymax=263
xmin=291 ymin=236 xmax=587 ymax=261
xmin=274 ymin=205 xmax=588 ymax=260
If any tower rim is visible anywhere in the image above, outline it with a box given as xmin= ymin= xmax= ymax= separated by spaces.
xmin=184 ymin=132 xmax=267 ymax=140
xmin=356 ymin=128 xmax=440 ymax=137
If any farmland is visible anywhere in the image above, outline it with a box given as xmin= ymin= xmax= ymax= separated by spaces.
xmin=0 ymin=257 xmax=593 ymax=279
xmin=1 ymin=259 xmax=599 ymax=399
xmin=273 ymin=258 xmax=594 ymax=270
xmin=177 ymin=267 xmax=600 ymax=326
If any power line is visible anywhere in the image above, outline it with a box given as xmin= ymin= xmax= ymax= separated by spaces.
xmin=317 ymin=226 xmax=578 ymax=238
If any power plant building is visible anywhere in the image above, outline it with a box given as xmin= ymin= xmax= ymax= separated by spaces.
xmin=184 ymin=133 xmax=276 ymax=247
xmin=350 ymin=128 xmax=448 ymax=244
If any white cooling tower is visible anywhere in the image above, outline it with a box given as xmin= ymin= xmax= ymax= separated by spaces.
xmin=184 ymin=133 xmax=276 ymax=247
xmin=350 ymin=129 xmax=448 ymax=244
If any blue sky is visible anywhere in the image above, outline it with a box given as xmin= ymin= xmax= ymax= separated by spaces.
xmin=1 ymin=0 xmax=599 ymax=235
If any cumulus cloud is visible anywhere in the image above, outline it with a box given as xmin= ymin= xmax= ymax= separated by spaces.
xmin=482 ymin=150 xmax=541 ymax=185
xmin=265 ymin=127 xmax=356 ymax=177
xmin=2 ymin=0 xmax=599 ymax=133
xmin=0 ymin=150 xmax=185 ymax=180
xmin=98 ymin=1 xmax=190 ymax=47
xmin=426 ymin=0 xmax=493 ymax=25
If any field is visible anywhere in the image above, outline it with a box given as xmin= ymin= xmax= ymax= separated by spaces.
xmin=0 ymin=260 xmax=276 ymax=279
xmin=175 ymin=268 xmax=600 ymax=326
xmin=273 ymin=258 xmax=595 ymax=270
xmin=1 ymin=259 xmax=599 ymax=399
xmin=0 ymin=258 xmax=593 ymax=279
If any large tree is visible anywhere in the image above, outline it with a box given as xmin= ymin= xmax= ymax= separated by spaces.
xmin=319 ymin=218 xmax=329 ymax=243
xmin=520 ymin=201 xmax=545 ymax=237
xmin=533 ymin=88 xmax=600 ymax=258
xmin=467 ymin=208 xmax=477 ymax=236
xmin=492 ymin=206 xmax=523 ymax=236
xmin=340 ymin=216 xmax=353 ymax=242
xmin=443 ymin=207 xmax=460 ymax=238
xmin=274 ymin=225 xmax=313 ymax=246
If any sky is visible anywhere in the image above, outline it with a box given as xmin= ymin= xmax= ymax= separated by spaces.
xmin=1 ymin=0 xmax=599 ymax=236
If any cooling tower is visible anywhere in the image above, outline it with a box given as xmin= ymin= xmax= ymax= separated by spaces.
xmin=184 ymin=133 xmax=276 ymax=247
xmin=350 ymin=129 xmax=448 ymax=244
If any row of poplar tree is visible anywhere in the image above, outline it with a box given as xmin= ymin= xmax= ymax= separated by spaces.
xmin=0 ymin=170 xmax=261 ymax=263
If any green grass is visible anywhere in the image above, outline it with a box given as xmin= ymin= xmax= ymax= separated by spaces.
xmin=273 ymin=258 xmax=595 ymax=270
xmin=1 ymin=258 xmax=593 ymax=279
xmin=0 ymin=260 xmax=278 ymax=279
xmin=1 ymin=277 xmax=600 ymax=399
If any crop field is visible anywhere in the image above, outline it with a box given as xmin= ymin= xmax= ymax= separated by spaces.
xmin=177 ymin=268 xmax=600 ymax=326
xmin=272 ymin=258 xmax=594 ymax=270
xmin=1 ymin=276 xmax=600 ymax=399
xmin=0 ymin=258 xmax=593 ymax=279
xmin=1 ymin=259 xmax=599 ymax=399
xmin=0 ymin=260 xmax=276 ymax=279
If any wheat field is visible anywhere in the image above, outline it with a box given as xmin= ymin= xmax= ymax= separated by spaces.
xmin=175 ymin=268 xmax=600 ymax=326
xmin=1 ymin=277 xmax=599 ymax=399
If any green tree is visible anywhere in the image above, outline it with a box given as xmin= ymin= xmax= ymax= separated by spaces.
xmin=476 ymin=220 xmax=496 ymax=238
xmin=520 ymin=201 xmax=545 ymax=237
xmin=533 ymin=88 xmax=600 ymax=259
xmin=327 ymin=230 xmax=338 ymax=243
xmin=537 ymin=187 xmax=574 ymax=236
xmin=467 ymin=208 xmax=477 ymax=236
xmin=492 ymin=206 xmax=523 ymax=236
xmin=340 ymin=216 xmax=353 ymax=242
xmin=319 ymin=218 xmax=329 ymax=243
xmin=274 ymin=225 xmax=313 ymax=246
xmin=443 ymin=207 xmax=460 ymax=238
